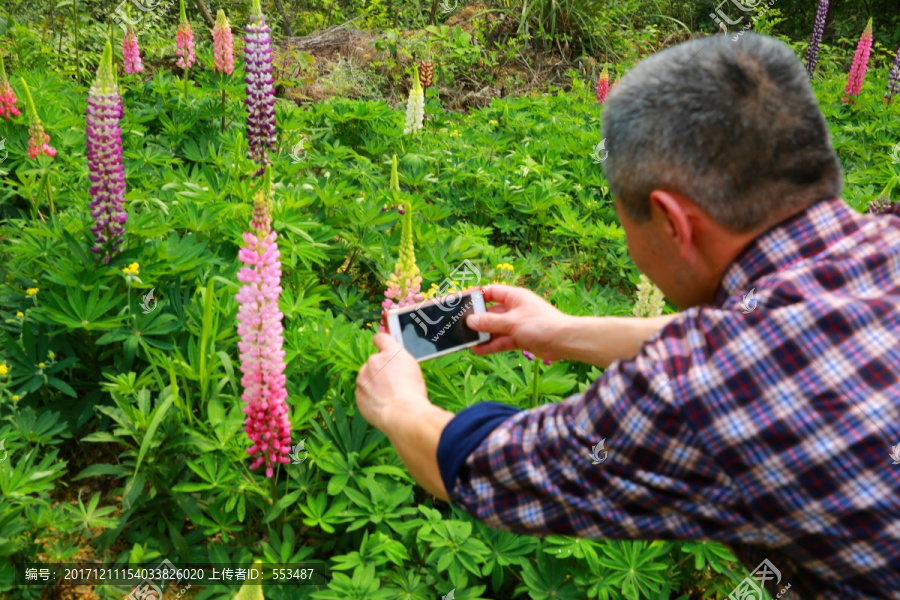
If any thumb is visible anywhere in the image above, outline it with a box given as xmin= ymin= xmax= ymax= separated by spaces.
xmin=373 ymin=332 xmax=401 ymax=353
xmin=467 ymin=311 xmax=512 ymax=335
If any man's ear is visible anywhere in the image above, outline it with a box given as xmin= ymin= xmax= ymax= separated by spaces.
xmin=649 ymin=190 xmax=694 ymax=259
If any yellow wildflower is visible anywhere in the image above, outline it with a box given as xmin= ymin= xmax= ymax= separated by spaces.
xmin=26 ymin=288 xmax=39 ymax=296
xmin=16 ymin=311 xmax=24 ymax=317
xmin=38 ymin=362 xmax=45 ymax=368
xmin=489 ymin=119 xmax=498 ymax=125
xmin=0 ymin=364 xmax=7 ymax=375
xmin=12 ymin=395 xmax=19 ymax=402
xmin=48 ymin=352 xmax=56 ymax=360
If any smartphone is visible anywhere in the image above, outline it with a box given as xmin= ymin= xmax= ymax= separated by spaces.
xmin=382 ymin=287 xmax=491 ymax=362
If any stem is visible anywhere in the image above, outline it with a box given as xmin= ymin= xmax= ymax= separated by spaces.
xmin=269 ymin=470 xmax=282 ymax=529
xmin=530 ymin=357 xmax=540 ymax=408
xmin=221 ymin=86 xmax=226 ymax=132
xmin=72 ymin=0 xmax=81 ymax=83
xmin=45 ymin=173 xmax=54 ymax=215
xmin=184 ymin=68 xmax=190 ymax=99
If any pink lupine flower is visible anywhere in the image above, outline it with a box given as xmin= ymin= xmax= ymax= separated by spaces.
xmin=175 ymin=0 xmax=196 ymax=71
xmin=20 ymin=79 xmax=55 ymax=159
xmin=0 ymin=52 xmax=20 ymax=120
xmin=123 ymin=26 xmax=143 ymax=74
xmin=236 ymin=178 xmax=292 ymax=478
xmin=213 ymin=10 xmax=235 ymax=75
xmin=380 ymin=156 xmax=423 ymax=331
xmin=843 ymin=18 xmax=873 ymax=103
xmin=596 ymin=64 xmax=609 ymax=104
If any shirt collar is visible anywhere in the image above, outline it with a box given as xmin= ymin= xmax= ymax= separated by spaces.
xmin=714 ymin=197 xmax=860 ymax=306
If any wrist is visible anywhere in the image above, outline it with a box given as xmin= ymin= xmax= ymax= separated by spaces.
xmin=380 ymin=394 xmax=434 ymax=438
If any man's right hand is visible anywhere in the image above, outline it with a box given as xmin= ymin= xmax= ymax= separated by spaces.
xmin=465 ymin=285 xmax=571 ymax=361
xmin=466 ymin=284 xmax=679 ymax=368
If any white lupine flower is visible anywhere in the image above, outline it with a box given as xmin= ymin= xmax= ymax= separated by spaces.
xmin=403 ymin=64 xmax=425 ymax=135
xmin=633 ymin=274 xmax=666 ymax=317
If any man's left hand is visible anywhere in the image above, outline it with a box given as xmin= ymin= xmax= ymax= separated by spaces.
xmin=356 ymin=333 xmax=429 ymax=434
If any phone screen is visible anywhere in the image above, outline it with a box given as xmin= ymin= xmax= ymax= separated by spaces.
xmin=396 ymin=293 xmax=481 ymax=360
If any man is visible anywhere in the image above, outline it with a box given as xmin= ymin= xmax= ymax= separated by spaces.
xmin=356 ymin=33 xmax=900 ymax=599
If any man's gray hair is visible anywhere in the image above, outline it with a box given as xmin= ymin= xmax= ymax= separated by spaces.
xmin=602 ymin=33 xmax=843 ymax=232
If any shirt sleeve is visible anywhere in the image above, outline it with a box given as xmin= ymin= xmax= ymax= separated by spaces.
xmin=443 ymin=344 xmax=750 ymax=540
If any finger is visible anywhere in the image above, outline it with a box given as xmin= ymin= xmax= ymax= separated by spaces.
xmin=480 ymin=284 xmax=517 ymax=305
xmin=466 ymin=311 xmax=513 ymax=335
xmin=373 ymin=332 xmax=400 ymax=353
xmin=486 ymin=304 xmax=509 ymax=315
xmin=470 ymin=335 xmax=517 ymax=355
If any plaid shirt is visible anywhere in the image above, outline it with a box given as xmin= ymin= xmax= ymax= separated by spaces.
xmin=437 ymin=198 xmax=900 ymax=599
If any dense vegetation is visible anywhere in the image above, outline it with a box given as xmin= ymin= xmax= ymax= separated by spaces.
xmin=0 ymin=1 xmax=898 ymax=599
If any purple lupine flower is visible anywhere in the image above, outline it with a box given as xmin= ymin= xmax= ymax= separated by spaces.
xmin=244 ymin=0 xmax=277 ymax=175
xmin=868 ymin=196 xmax=891 ymax=215
xmin=236 ymin=175 xmax=292 ymax=477
xmin=87 ymin=42 xmax=127 ymax=262
xmin=885 ymin=44 xmax=900 ymax=103
xmin=804 ymin=0 xmax=829 ymax=78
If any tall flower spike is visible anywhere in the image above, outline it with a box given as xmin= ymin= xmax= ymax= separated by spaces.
xmin=403 ymin=64 xmax=424 ymax=136
xmin=0 ymin=52 xmax=20 ymax=120
xmin=87 ymin=42 xmax=127 ymax=263
xmin=596 ymin=63 xmax=609 ymax=104
xmin=236 ymin=170 xmax=292 ymax=478
xmin=21 ymin=79 xmax=55 ymax=159
xmin=123 ymin=25 xmax=144 ymax=74
xmin=213 ymin=10 xmax=235 ymax=75
xmin=804 ymin=0 xmax=829 ymax=78
xmin=633 ymin=274 xmax=666 ymax=318
xmin=885 ymin=44 xmax=900 ymax=103
xmin=244 ymin=0 xmax=277 ymax=175
xmin=381 ymin=189 xmax=423 ymax=328
xmin=175 ymin=0 xmax=196 ymax=70
xmin=843 ymin=18 xmax=873 ymax=103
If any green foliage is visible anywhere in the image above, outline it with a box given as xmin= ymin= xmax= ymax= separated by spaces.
xmin=0 ymin=4 xmax=897 ymax=600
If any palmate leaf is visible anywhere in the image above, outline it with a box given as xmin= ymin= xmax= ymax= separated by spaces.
xmin=597 ymin=540 xmax=670 ymax=600
xmin=32 ymin=284 xmax=126 ymax=331
xmin=515 ymin=549 xmax=582 ymax=600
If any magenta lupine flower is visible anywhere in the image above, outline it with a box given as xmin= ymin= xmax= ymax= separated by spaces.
xmin=235 ymin=180 xmax=292 ymax=478
xmin=175 ymin=0 xmax=196 ymax=71
xmin=804 ymin=0 xmax=829 ymax=78
xmin=123 ymin=26 xmax=144 ymax=74
xmin=244 ymin=0 xmax=277 ymax=174
xmin=213 ymin=10 xmax=235 ymax=75
xmin=87 ymin=43 xmax=127 ymax=262
xmin=20 ymin=79 xmax=55 ymax=159
xmin=885 ymin=45 xmax=900 ymax=103
xmin=596 ymin=64 xmax=609 ymax=104
xmin=843 ymin=18 xmax=873 ymax=103
xmin=0 ymin=52 xmax=20 ymax=120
